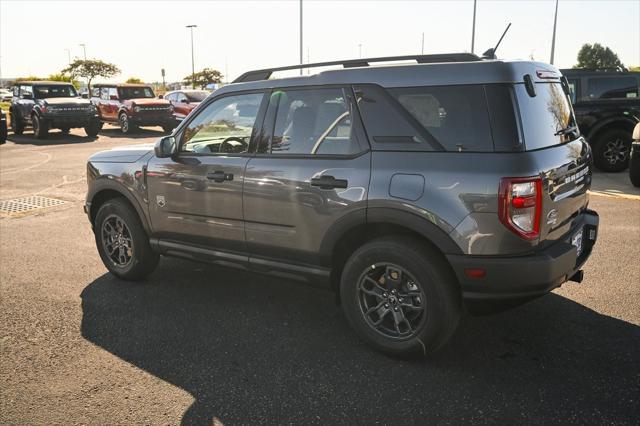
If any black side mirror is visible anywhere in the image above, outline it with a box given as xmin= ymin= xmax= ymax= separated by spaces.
xmin=22 ymin=93 xmax=33 ymax=100
xmin=154 ymin=136 xmax=177 ymax=158
xmin=81 ymin=93 xmax=88 ymax=99
xmin=180 ymin=99 xmax=189 ymax=104
xmin=158 ymin=94 xmax=164 ymax=99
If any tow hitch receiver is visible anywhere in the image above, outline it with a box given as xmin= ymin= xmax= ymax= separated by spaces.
xmin=569 ymin=270 xmax=584 ymax=283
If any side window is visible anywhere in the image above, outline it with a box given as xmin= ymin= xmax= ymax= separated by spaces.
xmin=108 ymin=87 xmax=118 ymax=100
xmin=180 ymin=93 xmax=264 ymax=154
xmin=389 ymin=85 xmax=494 ymax=152
xmin=166 ymin=93 xmax=176 ymax=102
xmin=269 ymin=87 xmax=359 ymax=155
xmin=177 ymin=93 xmax=188 ymax=103
xmin=91 ymin=86 xmax=100 ymax=98
xmin=587 ymin=77 xmax=638 ymax=99
xmin=354 ymin=84 xmax=438 ymax=152
xmin=567 ymin=78 xmax=579 ymax=103
xmin=20 ymin=85 xmax=33 ymax=98
xmin=100 ymin=88 xmax=109 ymax=100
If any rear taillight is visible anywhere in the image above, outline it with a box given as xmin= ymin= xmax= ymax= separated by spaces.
xmin=498 ymin=177 xmax=542 ymax=240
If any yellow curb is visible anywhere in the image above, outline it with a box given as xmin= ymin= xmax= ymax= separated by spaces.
xmin=588 ymin=190 xmax=640 ymax=201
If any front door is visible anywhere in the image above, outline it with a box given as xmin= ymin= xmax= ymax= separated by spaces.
xmin=243 ymin=86 xmax=371 ymax=266
xmin=146 ymin=91 xmax=266 ymax=254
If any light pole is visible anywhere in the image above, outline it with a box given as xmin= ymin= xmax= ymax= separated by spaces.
xmin=186 ymin=25 xmax=197 ymax=88
xmin=358 ymin=43 xmax=362 ymax=59
xmin=65 ymin=49 xmax=71 ymax=64
xmin=550 ymin=0 xmax=559 ymax=64
xmin=79 ymin=43 xmax=86 ymax=60
xmin=299 ymin=0 xmax=303 ymax=75
xmin=471 ymin=0 xmax=477 ymax=54
xmin=421 ymin=32 xmax=424 ymax=54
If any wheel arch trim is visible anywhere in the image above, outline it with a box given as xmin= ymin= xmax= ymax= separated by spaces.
xmin=87 ymin=178 xmax=151 ymax=233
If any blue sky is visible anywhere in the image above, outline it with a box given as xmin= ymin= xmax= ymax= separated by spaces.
xmin=1 ymin=0 xmax=638 ymax=83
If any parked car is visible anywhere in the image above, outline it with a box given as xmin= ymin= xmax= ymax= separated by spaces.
xmin=561 ymin=69 xmax=640 ymax=172
xmin=91 ymin=84 xmax=175 ymax=134
xmin=164 ymin=90 xmax=209 ymax=122
xmin=85 ymin=54 xmax=599 ymax=356
xmin=0 ymin=109 xmax=7 ymax=144
xmin=0 ymin=88 xmax=13 ymax=102
xmin=629 ymin=122 xmax=640 ymax=187
xmin=9 ymin=81 xmax=101 ymax=139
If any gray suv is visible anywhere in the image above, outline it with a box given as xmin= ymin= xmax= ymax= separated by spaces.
xmin=85 ymin=54 xmax=599 ymax=356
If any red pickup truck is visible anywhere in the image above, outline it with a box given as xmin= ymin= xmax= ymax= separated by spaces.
xmin=91 ymin=84 xmax=175 ymax=134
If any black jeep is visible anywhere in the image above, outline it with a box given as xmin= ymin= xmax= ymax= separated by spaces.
xmin=561 ymin=69 xmax=640 ymax=172
xmin=10 ymin=81 xmax=101 ymax=139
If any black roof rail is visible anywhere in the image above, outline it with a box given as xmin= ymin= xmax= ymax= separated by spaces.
xmin=232 ymin=53 xmax=481 ymax=83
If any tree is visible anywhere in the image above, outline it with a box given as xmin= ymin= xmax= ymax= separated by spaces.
xmin=574 ymin=43 xmax=625 ymax=70
xmin=126 ymin=77 xmax=143 ymax=84
xmin=183 ymin=68 xmax=223 ymax=89
xmin=48 ymin=73 xmax=80 ymax=89
xmin=62 ymin=59 xmax=120 ymax=94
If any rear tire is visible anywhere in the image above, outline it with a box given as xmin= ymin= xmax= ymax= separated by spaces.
xmin=593 ymin=128 xmax=631 ymax=172
xmin=32 ymin=114 xmax=49 ymax=139
xmin=162 ymin=124 xmax=175 ymax=134
xmin=10 ymin=111 xmax=24 ymax=135
xmin=94 ymin=198 xmax=159 ymax=281
xmin=340 ymin=236 xmax=460 ymax=357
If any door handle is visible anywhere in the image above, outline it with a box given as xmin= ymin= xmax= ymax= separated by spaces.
xmin=310 ymin=175 xmax=348 ymax=189
xmin=207 ymin=171 xmax=234 ymax=183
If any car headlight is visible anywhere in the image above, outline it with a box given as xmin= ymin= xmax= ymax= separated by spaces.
xmin=133 ymin=106 xmax=141 ymax=113
xmin=89 ymin=104 xmax=97 ymax=112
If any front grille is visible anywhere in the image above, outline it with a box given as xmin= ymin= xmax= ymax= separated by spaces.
xmin=139 ymin=106 xmax=171 ymax=111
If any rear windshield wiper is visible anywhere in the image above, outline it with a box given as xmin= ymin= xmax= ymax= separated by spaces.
xmin=554 ymin=125 xmax=579 ymax=137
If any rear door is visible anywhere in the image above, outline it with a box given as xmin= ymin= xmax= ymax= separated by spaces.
xmin=18 ymin=85 xmax=35 ymax=123
xmin=243 ymin=86 xmax=370 ymax=267
xmin=514 ymin=80 xmax=592 ymax=243
xmin=146 ymin=91 xmax=267 ymax=255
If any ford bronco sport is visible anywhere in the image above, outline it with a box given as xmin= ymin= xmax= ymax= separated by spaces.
xmin=561 ymin=68 xmax=640 ymax=172
xmin=85 ymin=54 xmax=599 ymax=356
xmin=91 ymin=84 xmax=175 ymax=134
xmin=10 ymin=81 xmax=101 ymax=139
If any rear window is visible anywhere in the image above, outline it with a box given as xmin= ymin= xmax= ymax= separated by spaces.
xmin=587 ymin=76 xmax=638 ymax=99
xmin=515 ymin=82 xmax=576 ymax=150
xmin=355 ymin=84 xmax=521 ymax=152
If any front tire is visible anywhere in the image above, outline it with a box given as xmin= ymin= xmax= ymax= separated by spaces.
xmin=85 ymin=120 xmax=102 ymax=137
xmin=593 ymin=128 xmax=631 ymax=172
xmin=32 ymin=114 xmax=49 ymax=139
xmin=629 ymin=145 xmax=640 ymax=187
xmin=340 ymin=236 xmax=460 ymax=357
xmin=119 ymin=113 xmax=135 ymax=134
xmin=162 ymin=123 xmax=175 ymax=134
xmin=11 ymin=111 xmax=24 ymax=135
xmin=94 ymin=198 xmax=159 ymax=280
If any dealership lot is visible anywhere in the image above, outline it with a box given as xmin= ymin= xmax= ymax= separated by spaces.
xmin=1 ymin=129 xmax=639 ymax=423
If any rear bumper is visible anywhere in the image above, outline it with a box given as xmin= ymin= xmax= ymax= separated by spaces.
xmin=446 ymin=209 xmax=599 ymax=313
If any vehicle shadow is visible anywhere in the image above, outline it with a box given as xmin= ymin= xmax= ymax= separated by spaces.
xmin=8 ymin=130 xmax=98 ymax=146
xmin=97 ymin=126 xmax=167 ymax=139
xmin=80 ymin=258 xmax=639 ymax=424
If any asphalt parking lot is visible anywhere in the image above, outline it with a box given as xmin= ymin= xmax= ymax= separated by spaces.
xmin=1 ymin=128 xmax=639 ymax=424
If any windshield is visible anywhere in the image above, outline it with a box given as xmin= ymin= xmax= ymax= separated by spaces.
xmin=33 ymin=85 xmax=78 ymax=99
xmin=118 ymin=87 xmax=155 ymax=100
xmin=185 ymin=91 xmax=208 ymax=102
xmin=515 ymin=82 xmax=578 ymax=151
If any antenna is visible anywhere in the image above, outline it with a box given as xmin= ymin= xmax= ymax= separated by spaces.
xmin=482 ymin=23 xmax=511 ymax=59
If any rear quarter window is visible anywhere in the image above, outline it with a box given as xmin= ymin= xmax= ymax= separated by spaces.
xmin=587 ymin=76 xmax=638 ymax=99
xmin=355 ymin=84 xmax=521 ymax=152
